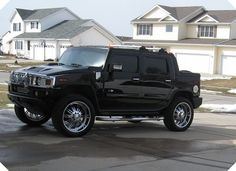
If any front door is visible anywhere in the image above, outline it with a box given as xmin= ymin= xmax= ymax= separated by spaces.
xmin=27 ymin=41 xmax=30 ymax=57
xmin=100 ymin=50 xmax=143 ymax=112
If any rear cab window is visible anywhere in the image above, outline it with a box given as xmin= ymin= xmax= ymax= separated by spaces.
xmin=141 ymin=53 xmax=169 ymax=76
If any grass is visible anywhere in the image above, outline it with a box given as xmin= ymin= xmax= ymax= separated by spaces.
xmin=0 ymin=62 xmax=48 ymax=72
xmin=201 ymin=77 xmax=236 ymax=95
xmin=0 ymin=85 xmax=11 ymax=108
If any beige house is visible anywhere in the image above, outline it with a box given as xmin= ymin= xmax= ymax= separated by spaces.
xmin=1 ymin=8 xmax=121 ymax=60
xmin=124 ymin=4 xmax=236 ymax=76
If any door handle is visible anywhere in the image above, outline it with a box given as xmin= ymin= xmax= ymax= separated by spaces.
xmin=165 ymin=80 xmax=172 ymax=83
xmin=132 ymin=77 xmax=140 ymax=81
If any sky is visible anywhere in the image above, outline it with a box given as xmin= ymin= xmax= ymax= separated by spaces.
xmin=0 ymin=0 xmax=235 ymax=37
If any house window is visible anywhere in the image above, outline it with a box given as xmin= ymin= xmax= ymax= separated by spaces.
xmin=31 ymin=22 xmax=39 ymax=29
xmin=166 ymin=24 xmax=173 ymax=32
xmin=15 ymin=41 xmax=23 ymax=50
xmin=137 ymin=24 xmax=153 ymax=35
xmin=198 ymin=25 xmax=217 ymax=37
xmin=13 ymin=23 xmax=21 ymax=31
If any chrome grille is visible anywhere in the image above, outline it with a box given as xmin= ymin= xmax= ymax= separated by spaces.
xmin=10 ymin=72 xmax=29 ymax=86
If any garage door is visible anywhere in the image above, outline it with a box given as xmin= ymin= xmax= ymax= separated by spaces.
xmin=33 ymin=45 xmax=44 ymax=60
xmin=222 ymin=55 xmax=236 ymax=76
xmin=33 ymin=45 xmax=56 ymax=61
xmin=45 ymin=45 xmax=56 ymax=60
xmin=176 ymin=53 xmax=213 ymax=73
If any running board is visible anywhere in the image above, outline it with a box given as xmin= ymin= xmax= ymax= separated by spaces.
xmin=96 ymin=116 xmax=164 ymax=122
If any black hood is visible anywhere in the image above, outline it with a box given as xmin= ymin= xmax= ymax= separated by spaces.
xmin=16 ymin=64 xmax=91 ymax=76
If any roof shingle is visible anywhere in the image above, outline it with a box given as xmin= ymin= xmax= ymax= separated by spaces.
xmin=189 ymin=10 xmax=236 ymax=23
xmin=16 ymin=8 xmax=68 ymax=20
xmin=15 ymin=20 xmax=92 ymax=39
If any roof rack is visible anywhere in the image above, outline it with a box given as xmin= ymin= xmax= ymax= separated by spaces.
xmin=110 ymin=45 xmax=161 ymax=51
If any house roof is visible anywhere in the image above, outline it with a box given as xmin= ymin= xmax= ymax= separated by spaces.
xmin=123 ymin=38 xmax=228 ymax=46
xmin=15 ymin=19 xmax=92 ymax=39
xmin=116 ymin=36 xmax=132 ymax=41
xmin=132 ymin=5 xmax=203 ymax=22
xmin=189 ymin=10 xmax=236 ymax=23
xmin=159 ymin=5 xmax=202 ymax=20
xmin=220 ymin=39 xmax=236 ymax=46
xmin=16 ymin=8 xmax=67 ymax=20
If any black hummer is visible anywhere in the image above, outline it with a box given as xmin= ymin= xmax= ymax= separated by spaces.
xmin=8 ymin=46 xmax=202 ymax=137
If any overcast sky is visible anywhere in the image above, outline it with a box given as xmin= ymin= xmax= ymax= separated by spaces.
xmin=0 ymin=0 xmax=235 ymax=37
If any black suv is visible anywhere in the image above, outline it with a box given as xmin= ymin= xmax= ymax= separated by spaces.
xmin=8 ymin=46 xmax=202 ymax=137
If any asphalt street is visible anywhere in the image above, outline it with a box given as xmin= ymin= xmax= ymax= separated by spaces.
xmin=0 ymin=109 xmax=235 ymax=171
xmin=0 ymin=72 xmax=9 ymax=84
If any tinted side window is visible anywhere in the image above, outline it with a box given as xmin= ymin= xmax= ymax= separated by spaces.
xmin=144 ymin=55 xmax=168 ymax=74
xmin=110 ymin=54 xmax=138 ymax=73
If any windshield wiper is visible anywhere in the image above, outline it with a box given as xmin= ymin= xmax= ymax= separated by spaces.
xmin=70 ymin=63 xmax=82 ymax=67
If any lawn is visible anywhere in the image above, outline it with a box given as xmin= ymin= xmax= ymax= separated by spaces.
xmin=201 ymin=77 xmax=236 ymax=95
xmin=0 ymin=62 xmax=49 ymax=72
xmin=0 ymin=85 xmax=11 ymax=108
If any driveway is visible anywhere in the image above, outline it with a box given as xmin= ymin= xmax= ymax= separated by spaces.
xmin=0 ymin=109 xmax=235 ymax=171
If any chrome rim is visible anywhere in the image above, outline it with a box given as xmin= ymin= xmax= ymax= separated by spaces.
xmin=24 ymin=108 xmax=46 ymax=122
xmin=62 ymin=101 xmax=91 ymax=133
xmin=173 ymin=102 xmax=192 ymax=128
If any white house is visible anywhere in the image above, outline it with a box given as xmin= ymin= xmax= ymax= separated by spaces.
xmin=124 ymin=4 xmax=236 ymax=76
xmin=1 ymin=7 xmax=121 ymax=60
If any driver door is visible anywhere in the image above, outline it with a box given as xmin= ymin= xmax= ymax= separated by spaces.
xmin=99 ymin=50 xmax=143 ymax=112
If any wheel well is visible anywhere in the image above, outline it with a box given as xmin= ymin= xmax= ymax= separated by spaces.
xmin=62 ymin=85 xmax=99 ymax=113
xmin=172 ymin=91 xmax=193 ymax=105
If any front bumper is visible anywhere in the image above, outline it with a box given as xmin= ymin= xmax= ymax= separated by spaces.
xmin=193 ymin=97 xmax=202 ymax=109
xmin=8 ymin=84 xmax=60 ymax=114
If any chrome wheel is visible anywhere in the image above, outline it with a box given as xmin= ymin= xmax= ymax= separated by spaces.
xmin=24 ymin=108 xmax=46 ymax=122
xmin=62 ymin=101 xmax=91 ymax=133
xmin=173 ymin=102 xmax=192 ymax=128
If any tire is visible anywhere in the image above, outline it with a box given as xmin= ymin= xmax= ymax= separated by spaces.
xmin=52 ymin=95 xmax=95 ymax=137
xmin=14 ymin=105 xmax=51 ymax=126
xmin=163 ymin=97 xmax=194 ymax=132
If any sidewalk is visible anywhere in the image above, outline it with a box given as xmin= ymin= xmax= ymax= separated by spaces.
xmin=0 ymin=58 xmax=42 ymax=64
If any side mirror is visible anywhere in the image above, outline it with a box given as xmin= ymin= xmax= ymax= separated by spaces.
xmin=109 ymin=64 xmax=123 ymax=72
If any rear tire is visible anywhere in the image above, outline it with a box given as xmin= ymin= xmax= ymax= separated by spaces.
xmin=163 ymin=97 xmax=194 ymax=132
xmin=52 ymin=95 xmax=95 ymax=137
xmin=14 ymin=105 xmax=51 ymax=126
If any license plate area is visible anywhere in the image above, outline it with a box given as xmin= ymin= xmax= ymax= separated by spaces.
xmin=16 ymin=86 xmax=29 ymax=94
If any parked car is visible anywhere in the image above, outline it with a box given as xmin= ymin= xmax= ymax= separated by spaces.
xmin=8 ymin=46 xmax=202 ymax=137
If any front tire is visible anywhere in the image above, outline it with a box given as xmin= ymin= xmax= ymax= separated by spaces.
xmin=14 ymin=105 xmax=51 ymax=126
xmin=52 ymin=95 xmax=95 ymax=137
xmin=163 ymin=97 xmax=194 ymax=132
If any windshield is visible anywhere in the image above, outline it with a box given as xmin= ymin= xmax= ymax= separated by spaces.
xmin=59 ymin=47 xmax=109 ymax=67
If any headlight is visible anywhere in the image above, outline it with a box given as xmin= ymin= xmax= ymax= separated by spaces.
xmin=29 ymin=75 xmax=55 ymax=88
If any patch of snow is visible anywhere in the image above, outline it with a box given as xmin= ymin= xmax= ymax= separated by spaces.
xmin=201 ymin=76 xmax=232 ymax=81
xmin=201 ymin=104 xmax=236 ymax=113
xmin=228 ymin=89 xmax=236 ymax=94
xmin=6 ymin=104 xmax=14 ymax=108
xmin=6 ymin=64 xmax=21 ymax=68
xmin=201 ymin=89 xmax=222 ymax=94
